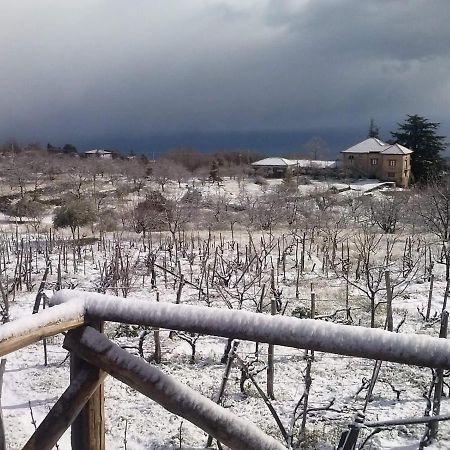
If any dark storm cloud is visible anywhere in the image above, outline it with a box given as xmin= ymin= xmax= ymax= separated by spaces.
xmin=1 ymin=0 xmax=450 ymax=146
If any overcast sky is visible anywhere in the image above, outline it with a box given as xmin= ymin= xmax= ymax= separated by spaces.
xmin=1 ymin=0 xmax=450 ymax=152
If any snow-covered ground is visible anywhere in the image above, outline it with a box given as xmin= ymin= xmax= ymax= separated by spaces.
xmin=0 ymin=176 xmax=449 ymax=449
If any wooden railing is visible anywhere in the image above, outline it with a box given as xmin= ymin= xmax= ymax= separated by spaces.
xmin=2 ymin=289 xmax=450 ymax=449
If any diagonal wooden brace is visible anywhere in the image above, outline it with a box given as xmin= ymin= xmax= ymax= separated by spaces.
xmin=63 ymin=326 xmax=285 ymax=450
xmin=22 ymin=363 xmax=106 ymax=450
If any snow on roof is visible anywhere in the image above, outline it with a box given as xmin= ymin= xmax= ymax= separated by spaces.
xmin=85 ymin=149 xmax=113 ymax=155
xmin=294 ymin=159 xmax=337 ymax=169
xmin=380 ymin=143 xmax=413 ymax=155
xmin=252 ymin=157 xmax=337 ymax=168
xmin=251 ymin=157 xmax=296 ymax=167
xmin=341 ymin=138 xmax=388 ymax=153
xmin=341 ymin=138 xmax=413 ymax=155
xmin=348 ymin=179 xmax=396 ymax=192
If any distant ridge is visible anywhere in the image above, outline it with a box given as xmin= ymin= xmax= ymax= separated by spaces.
xmin=71 ymin=128 xmax=365 ymax=158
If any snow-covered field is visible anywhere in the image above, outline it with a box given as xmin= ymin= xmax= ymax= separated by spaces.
xmin=1 ymin=175 xmax=449 ymax=449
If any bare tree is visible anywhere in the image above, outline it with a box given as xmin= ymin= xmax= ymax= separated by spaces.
xmin=170 ymin=162 xmax=190 ymax=188
xmin=152 ymin=159 xmax=173 ymax=192
xmin=162 ymin=199 xmax=192 ymax=257
xmin=123 ymin=159 xmax=148 ymax=194
xmin=311 ymin=187 xmax=338 ymax=212
xmin=131 ymin=192 xmax=169 ymax=239
xmin=367 ymin=192 xmax=408 ymax=234
xmin=240 ymin=189 xmax=287 ymax=234
xmin=414 ymin=178 xmax=450 ymax=279
xmin=333 ymin=226 xmax=422 ymax=328
xmin=7 ymin=196 xmax=46 ymax=232
xmin=5 ymin=151 xmax=29 ymax=198
xmin=303 ymin=136 xmax=329 ymax=160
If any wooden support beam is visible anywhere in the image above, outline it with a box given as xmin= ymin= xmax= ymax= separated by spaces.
xmin=22 ymin=365 xmax=107 ymax=450
xmin=70 ymin=323 xmax=105 ymax=450
xmin=64 ymin=327 xmax=285 ymax=450
xmin=0 ymin=303 xmax=85 ymax=358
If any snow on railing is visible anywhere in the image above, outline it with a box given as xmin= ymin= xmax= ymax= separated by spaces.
xmin=3 ymin=289 xmax=450 ymax=450
xmin=51 ymin=289 xmax=450 ymax=369
xmin=0 ymin=302 xmax=85 ymax=357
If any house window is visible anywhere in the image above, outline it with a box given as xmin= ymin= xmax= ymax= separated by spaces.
xmin=387 ymin=172 xmax=395 ymax=178
xmin=371 ymin=158 xmax=378 ymax=165
xmin=348 ymin=155 xmax=354 ymax=160
xmin=389 ymin=160 xmax=397 ymax=167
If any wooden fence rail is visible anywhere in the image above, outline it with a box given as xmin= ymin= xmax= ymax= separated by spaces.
xmin=1 ymin=289 xmax=450 ymax=449
xmin=0 ymin=302 xmax=85 ymax=357
xmin=51 ymin=289 xmax=450 ymax=369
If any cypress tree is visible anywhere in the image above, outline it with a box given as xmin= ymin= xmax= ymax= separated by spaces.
xmin=391 ymin=114 xmax=447 ymax=184
xmin=368 ymin=118 xmax=380 ymax=138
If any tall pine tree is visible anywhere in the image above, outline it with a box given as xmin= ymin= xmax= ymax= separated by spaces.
xmin=368 ymin=118 xmax=380 ymax=138
xmin=391 ymin=114 xmax=447 ymax=184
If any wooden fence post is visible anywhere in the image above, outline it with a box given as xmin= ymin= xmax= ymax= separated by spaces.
xmin=23 ymin=364 xmax=107 ymax=450
xmin=0 ymin=359 xmax=6 ymax=450
xmin=70 ymin=322 xmax=105 ymax=450
xmin=64 ymin=326 xmax=284 ymax=450
xmin=430 ymin=310 xmax=449 ymax=440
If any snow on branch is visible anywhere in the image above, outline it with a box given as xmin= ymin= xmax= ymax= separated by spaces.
xmin=0 ymin=301 xmax=85 ymax=357
xmin=51 ymin=289 xmax=450 ymax=369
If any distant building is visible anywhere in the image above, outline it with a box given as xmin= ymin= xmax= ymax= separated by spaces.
xmin=84 ymin=149 xmax=113 ymax=159
xmin=251 ymin=157 xmax=337 ymax=178
xmin=341 ymin=138 xmax=412 ymax=188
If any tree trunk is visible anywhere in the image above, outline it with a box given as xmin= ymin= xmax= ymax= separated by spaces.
xmin=385 ymin=271 xmax=393 ymax=332
xmin=221 ymin=338 xmax=233 ymax=364
xmin=213 ymin=349 xmax=243 ymax=442
xmin=370 ymin=296 xmax=376 ymax=328
xmin=267 ymin=297 xmax=276 ymax=400
xmin=0 ymin=359 xmax=6 ymax=450
xmin=430 ymin=311 xmax=449 ymax=440
xmin=70 ymin=322 xmax=105 ymax=450
xmin=426 ymin=274 xmax=435 ymax=321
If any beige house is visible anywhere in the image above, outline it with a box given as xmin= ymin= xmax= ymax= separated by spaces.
xmin=341 ymin=138 xmax=413 ymax=188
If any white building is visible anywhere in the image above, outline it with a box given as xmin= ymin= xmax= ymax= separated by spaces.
xmin=84 ymin=149 xmax=113 ymax=159
xmin=251 ymin=157 xmax=337 ymax=177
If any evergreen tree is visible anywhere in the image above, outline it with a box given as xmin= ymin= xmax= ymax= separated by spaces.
xmin=209 ymin=160 xmax=221 ymax=182
xmin=368 ymin=119 xmax=380 ymax=138
xmin=391 ymin=114 xmax=447 ymax=184
xmin=63 ymin=143 xmax=77 ymax=154
xmin=53 ymin=199 xmax=95 ymax=239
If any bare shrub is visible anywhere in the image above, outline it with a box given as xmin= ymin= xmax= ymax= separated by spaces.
xmin=132 ymin=191 xmax=172 ymax=238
